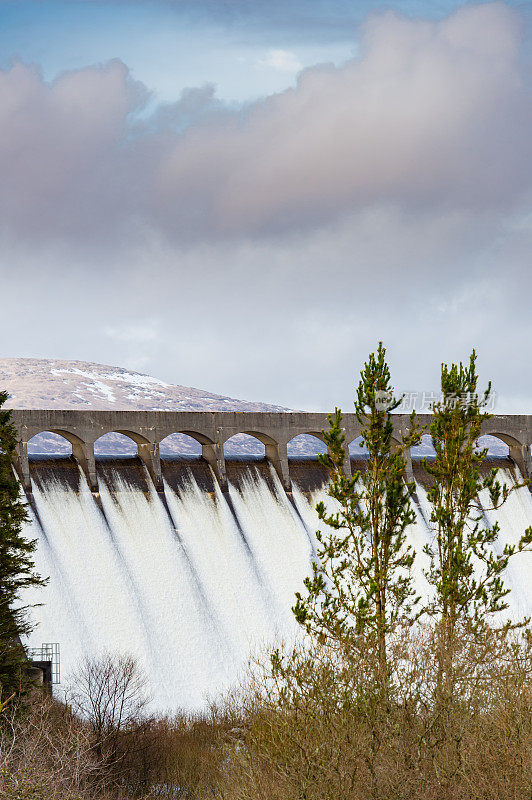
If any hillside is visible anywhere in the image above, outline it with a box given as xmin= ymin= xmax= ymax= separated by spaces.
xmin=0 ymin=358 xmax=290 ymax=413
xmin=0 ymin=358 xmax=310 ymax=456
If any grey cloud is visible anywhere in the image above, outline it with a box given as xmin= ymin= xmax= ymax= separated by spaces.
xmin=1 ymin=3 xmax=532 ymax=414
xmin=2 ymin=202 xmax=530 ymax=412
xmin=0 ymin=59 xmax=148 ymax=242
xmin=0 ymin=3 xmax=530 ymax=248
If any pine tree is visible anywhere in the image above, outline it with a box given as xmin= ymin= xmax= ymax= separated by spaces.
xmin=0 ymin=391 xmax=46 ymax=701
xmin=423 ymin=351 xmax=532 ymax=697
xmin=293 ymin=343 xmax=421 ymax=687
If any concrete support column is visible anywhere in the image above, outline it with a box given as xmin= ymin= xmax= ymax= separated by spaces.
xmin=509 ymin=443 xmax=530 ymax=480
xmin=404 ymin=447 xmax=414 ymax=483
xmin=265 ymin=441 xmax=291 ymax=491
xmin=138 ymin=442 xmax=163 ymax=491
xmin=202 ymin=439 xmax=227 ymax=490
xmin=390 ymin=439 xmax=414 ymax=483
xmin=72 ymin=440 xmax=98 ymax=493
xmin=14 ymin=440 xmax=31 ymax=494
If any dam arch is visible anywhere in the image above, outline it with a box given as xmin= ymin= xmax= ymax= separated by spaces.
xmin=223 ymin=432 xmax=267 ymax=456
xmin=91 ymin=429 xmax=162 ymax=491
xmin=27 ymin=430 xmax=73 ymax=456
xmin=348 ymin=435 xmax=367 ymax=455
xmin=287 ymin=433 xmax=327 ymax=456
xmin=221 ymin=432 xmax=291 ymax=490
xmin=478 ymin=432 xmax=529 ymax=478
xmin=94 ymin=431 xmax=138 ymax=456
xmin=31 ymin=428 xmax=84 ymax=450
xmin=410 ymin=433 xmax=435 ymax=458
xmin=157 ymin=430 xmax=225 ymax=486
xmin=476 ymin=434 xmax=509 ymax=457
xmin=20 ymin=428 xmax=96 ymax=492
xmin=158 ymin=433 xmax=202 ymax=457
xmin=287 ymin=430 xmax=352 ymax=480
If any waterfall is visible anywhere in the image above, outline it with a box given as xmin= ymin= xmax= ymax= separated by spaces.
xmin=20 ymin=458 xmax=532 ymax=713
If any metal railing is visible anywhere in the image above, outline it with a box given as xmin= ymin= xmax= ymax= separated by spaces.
xmin=28 ymin=642 xmax=60 ymax=684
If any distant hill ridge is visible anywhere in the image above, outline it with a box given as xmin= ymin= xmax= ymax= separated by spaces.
xmin=0 ymin=357 xmax=308 ymax=456
xmin=0 ymin=358 xmax=289 ymax=412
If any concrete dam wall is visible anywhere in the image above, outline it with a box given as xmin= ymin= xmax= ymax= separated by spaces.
xmin=11 ymin=409 xmax=532 ymax=493
xmin=12 ymin=411 xmax=532 ymax=713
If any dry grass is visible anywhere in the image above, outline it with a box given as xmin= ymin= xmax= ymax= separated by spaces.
xmin=0 ymin=693 xmax=104 ymax=800
xmin=0 ymin=689 xmax=238 ymax=799
xmin=219 ymin=625 xmax=532 ymax=800
xmin=2 ymin=632 xmax=531 ymax=799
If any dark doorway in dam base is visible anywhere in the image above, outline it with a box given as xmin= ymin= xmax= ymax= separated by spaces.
xmin=159 ymin=433 xmax=202 ymax=458
xmin=161 ymin=433 xmax=215 ymax=494
xmin=94 ymin=432 xmax=148 ymax=493
xmin=223 ymin=434 xmax=270 ymax=490
xmin=94 ymin=431 xmax=151 ymax=497
xmin=287 ymin=435 xmax=329 ymax=493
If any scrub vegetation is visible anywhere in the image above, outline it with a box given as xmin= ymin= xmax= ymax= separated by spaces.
xmin=1 ymin=347 xmax=531 ymax=799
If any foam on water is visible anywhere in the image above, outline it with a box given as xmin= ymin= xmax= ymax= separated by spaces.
xmin=21 ymin=462 xmax=532 ymax=712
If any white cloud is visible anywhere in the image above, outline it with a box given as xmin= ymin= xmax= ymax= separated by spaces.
xmin=256 ymin=49 xmax=303 ymax=72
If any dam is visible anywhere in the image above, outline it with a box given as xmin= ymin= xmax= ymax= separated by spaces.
xmin=11 ymin=409 xmax=532 ymax=492
xmin=11 ymin=410 xmax=532 ymax=712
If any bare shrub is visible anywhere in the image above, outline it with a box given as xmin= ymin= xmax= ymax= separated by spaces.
xmin=0 ymin=684 xmax=234 ymax=799
xmin=67 ymin=653 xmax=235 ymax=798
xmin=0 ymin=693 xmax=106 ymax=800
xmin=68 ymin=652 xmax=149 ymax=768
xmin=112 ymin=707 xmax=239 ymax=798
xmin=5 ymin=638 xmax=529 ymax=800
xmin=219 ymin=624 xmax=532 ymax=800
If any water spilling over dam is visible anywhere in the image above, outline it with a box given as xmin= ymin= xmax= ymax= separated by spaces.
xmin=11 ymin=411 xmax=532 ymax=713
xmin=18 ymin=455 xmax=532 ymax=713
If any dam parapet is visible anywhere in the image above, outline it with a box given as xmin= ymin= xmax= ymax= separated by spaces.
xmin=10 ymin=409 xmax=532 ymax=495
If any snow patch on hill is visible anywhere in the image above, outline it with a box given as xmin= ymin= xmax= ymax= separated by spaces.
xmin=0 ymin=357 xmax=304 ymax=456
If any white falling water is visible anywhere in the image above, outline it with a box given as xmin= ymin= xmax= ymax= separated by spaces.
xmin=21 ymin=462 xmax=532 ymax=713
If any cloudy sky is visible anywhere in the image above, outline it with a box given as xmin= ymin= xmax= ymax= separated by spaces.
xmin=0 ymin=0 xmax=531 ymax=412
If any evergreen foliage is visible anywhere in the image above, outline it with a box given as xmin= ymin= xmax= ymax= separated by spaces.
xmin=293 ymin=343 xmax=421 ymax=683
xmin=423 ymin=351 xmax=532 ymax=694
xmin=0 ymin=390 xmax=46 ymax=701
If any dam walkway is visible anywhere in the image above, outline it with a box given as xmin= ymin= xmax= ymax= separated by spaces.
xmin=10 ymin=409 xmax=532 ymax=494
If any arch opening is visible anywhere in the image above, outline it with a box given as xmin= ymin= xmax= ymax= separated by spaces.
xmin=159 ymin=433 xmax=202 ymax=457
xmin=93 ymin=432 xmax=140 ymax=457
xmin=27 ymin=431 xmax=73 ymax=456
xmin=223 ymin=433 xmax=265 ymax=458
xmin=287 ymin=434 xmax=327 ymax=457
xmin=411 ymin=434 xmax=435 ymax=459
xmin=475 ymin=435 xmax=510 ymax=458
xmin=348 ymin=435 xmax=368 ymax=456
